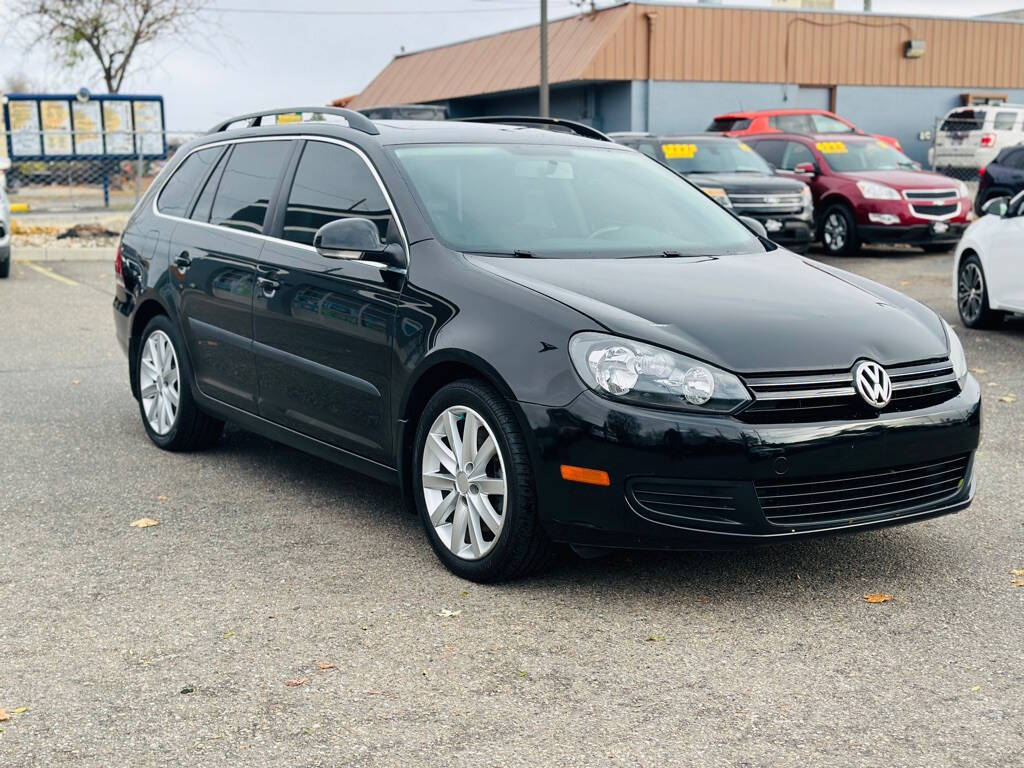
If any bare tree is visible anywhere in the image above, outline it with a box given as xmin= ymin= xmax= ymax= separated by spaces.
xmin=13 ymin=0 xmax=208 ymax=93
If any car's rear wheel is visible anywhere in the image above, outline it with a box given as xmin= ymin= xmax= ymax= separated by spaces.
xmin=136 ymin=315 xmax=224 ymax=450
xmin=0 ymin=246 xmax=10 ymax=278
xmin=957 ymin=254 xmax=1003 ymax=329
xmin=413 ymin=379 xmax=551 ymax=582
xmin=820 ymin=204 xmax=859 ymax=256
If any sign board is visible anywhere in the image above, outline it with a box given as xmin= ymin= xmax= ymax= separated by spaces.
xmin=2 ymin=93 xmax=166 ymax=160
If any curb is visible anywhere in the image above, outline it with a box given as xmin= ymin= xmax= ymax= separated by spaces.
xmin=13 ymin=247 xmax=113 ymax=263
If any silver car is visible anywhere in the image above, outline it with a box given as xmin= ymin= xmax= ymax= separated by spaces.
xmin=0 ymin=182 xmax=10 ymax=278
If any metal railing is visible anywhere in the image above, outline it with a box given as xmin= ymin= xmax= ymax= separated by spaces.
xmin=1 ymin=130 xmax=200 ymax=213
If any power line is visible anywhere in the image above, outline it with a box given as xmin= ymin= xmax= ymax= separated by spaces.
xmin=206 ymin=4 xmax=572 ymax=15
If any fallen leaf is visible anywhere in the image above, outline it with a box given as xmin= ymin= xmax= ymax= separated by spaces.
xmin=970 ymin=685 xmax=981 ymax=692
xmin=11 ymin=707 xmax=27 ymax=715
xmin=71 ymin=379 xmax=80 ymax=385
xmin=317 ymin=662 xmax=336 ymax=671
xmin=157 ymin=495 xmax=168 ymax=502
xmin=129 ymin=517 xmax=159 ymax=528
xmin=437 ymin=608 xmax=462 ymax=618
xmin=180 ymin=686 xmax=195 ymax=695
xmin=0 ymin=709 xmax=8 ymax=722
xmin=998 ymin=394 xmax=1017 ymax=404
xmin=223 ymin=631 xmax=235 ymax=639
xmin=1013 ymin=578 xmax=1024 ymax=588
xmin=284 ymin=677 xmax=307 ymax=688
xmin=863 ymin=593 xmax=892 ymax=603
xmin=1011 ymin=569 xmax=1024 ymax=577
xmin=645 ymin=634 xmax=666 ymax=642
xmin=970 ymin=368 xmax=987 ymax=375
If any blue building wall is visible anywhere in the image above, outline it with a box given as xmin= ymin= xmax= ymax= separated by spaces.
xmin=442 ymin=81 xmax=1024 ymax=166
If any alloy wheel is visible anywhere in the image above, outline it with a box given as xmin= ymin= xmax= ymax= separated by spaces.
xmin=958 ymin=262 xmax=985 ymax=324
xmin=139 ymin=330 xmax=180 ymax=435
xmin=421 ymin=405 xmax=507 ymax=560
xmin=823 ymin=212 xmax=847 ymax=252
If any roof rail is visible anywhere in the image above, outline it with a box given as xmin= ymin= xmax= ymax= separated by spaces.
xmin=208 ymin=107 xmax=379 ymax=136
xmin=455 ymin=116 xmax=611 ymax=142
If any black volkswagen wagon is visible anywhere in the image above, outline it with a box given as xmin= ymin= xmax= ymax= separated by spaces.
xmin=113 ymin=108 xmax=981 ymax=582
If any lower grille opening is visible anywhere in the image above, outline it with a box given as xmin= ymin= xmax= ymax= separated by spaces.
xmin=756 ymin=455 xmax=970 ymax=528
xmin=628 ymin=478 xmax=743 ymax=527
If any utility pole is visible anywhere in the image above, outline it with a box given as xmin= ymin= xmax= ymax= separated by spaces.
xmin=539 ymin=0 xmax=549 ymax=117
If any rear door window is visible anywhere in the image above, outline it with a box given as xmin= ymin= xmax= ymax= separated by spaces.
xmin=282 ymin=141 xmax=393 ymax=246
xmin=993 ymin=111 xmax=1018 ymax=131
xmin=770 ymin=114 xmax=814 ymax=133
xmin=751 ymin=140 xmax=786 ymax=168
xmin=810 ymin=114 xmax=854 ymax=133
xmin=157 ymin=147 xmax=222 ymax=218
xmin=210 ymin=141 xmax=292 ymax=234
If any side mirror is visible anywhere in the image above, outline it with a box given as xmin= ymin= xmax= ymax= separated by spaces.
xmin=793 ymin=161 xmax=817 ymax=176
xmin=739 ymin=215 xmax=768 ymax=239
xmin=981 ymin=196 xmax=1010 ymax=217
xmin=313 ymin=217 xmax=405 ymax=267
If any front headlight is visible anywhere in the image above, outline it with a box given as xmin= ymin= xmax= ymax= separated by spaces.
xmin=943 ymin=319 xmax=968 ymax=386
xmin=856 ymin=180 xmax=901 ymax=200
xmin=699 ymin=186 xmax=732 ymax=208
xmin=568 ymin=332 xmax=751 ymax=413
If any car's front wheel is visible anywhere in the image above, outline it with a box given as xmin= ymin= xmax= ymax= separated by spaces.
xmin=0 ymin=246 xmax=10 ymax=278
xmin=820 ymin=204 xmax=860 ymax=256
xmin=957 ymin=254 xmax=1003 ymax=329
xmin=136 ymin=315 xmax=224 ymax=450
xmin=413 ymin=379 xmax=551 ymax=582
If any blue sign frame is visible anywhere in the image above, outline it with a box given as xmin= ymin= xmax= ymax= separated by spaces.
xmin=2 ymin=93 xmax=166 ymax=161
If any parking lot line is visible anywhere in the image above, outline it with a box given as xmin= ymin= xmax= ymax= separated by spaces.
xmin=19 ymin=260 xmax=80 ymax=286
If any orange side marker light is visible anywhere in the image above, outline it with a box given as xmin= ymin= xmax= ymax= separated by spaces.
xmin=560 ymin=465 xmax=610 ymax=486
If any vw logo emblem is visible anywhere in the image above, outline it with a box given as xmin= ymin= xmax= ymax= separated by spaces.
xmin=853 ymin=360 xmax=893 ymax=409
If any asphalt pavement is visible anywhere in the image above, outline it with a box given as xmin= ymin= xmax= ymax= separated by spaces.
xmin=0 ymin=249 xmax=1021 ymax=767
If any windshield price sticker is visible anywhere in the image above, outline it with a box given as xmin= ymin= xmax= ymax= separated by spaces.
xmin=816 ymin=141 xmax=848 ymax=154
xmin=663 ymin=143 xmax=698 ymax=159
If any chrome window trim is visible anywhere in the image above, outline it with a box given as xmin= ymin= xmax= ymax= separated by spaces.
xmin=151 ymin=135 xmax=409 ymax=270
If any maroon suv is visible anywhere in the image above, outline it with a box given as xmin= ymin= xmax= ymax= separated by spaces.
xmin=745 ymin=133 xmax=971 ymax=255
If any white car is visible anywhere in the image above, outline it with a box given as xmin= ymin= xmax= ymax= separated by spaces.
xmin=933 ymin=104 xmax=1024 ymax=175
xmin=0 ymin=182 xmax=10 ymax=279
xmin=953 ymin=190 xmax=1024 ymax=327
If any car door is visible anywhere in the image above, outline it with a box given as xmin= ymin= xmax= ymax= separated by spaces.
xmin=252 ymin=139 xmax=405 ymax=464
xmin=987 ymin=193 xmax=1024 ymax=310
xmin=170 ymin=138 xmax=293 ymax=412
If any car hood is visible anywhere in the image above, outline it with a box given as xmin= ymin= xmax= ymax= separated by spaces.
xmin=841 ymin=169 xmax=959 ymax=190
xmin=468 ymin=251 xmax=948 ymax=374
xmin=686 ymin=172 xmax=805 ymax=194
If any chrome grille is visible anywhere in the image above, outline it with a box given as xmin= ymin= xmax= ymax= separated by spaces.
xmin=903 ymin=189 xmax=957 ymax=201
xmin=756 ymin=455 xmax=970 ymax=527
xmin=728 ymin=193 xmax=804 ymax=211
xmin=910 ymin=202 xmax=959 ymax=219
xmin=740 ymin=359 xmax=959 ymax=424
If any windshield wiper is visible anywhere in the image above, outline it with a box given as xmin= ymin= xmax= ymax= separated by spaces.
xmin=619 ymin=251 xmax=686 ymax=259
xmin=465 ymin=250 xmax=535 ymax=258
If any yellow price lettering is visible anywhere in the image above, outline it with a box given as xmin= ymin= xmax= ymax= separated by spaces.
xmin=816 ymin=141 xmax=848 ymax=154
xmin=663 ymin=143 xmax=698 ymax=159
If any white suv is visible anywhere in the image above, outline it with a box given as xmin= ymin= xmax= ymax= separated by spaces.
xmin=933 ymin=104 xmax=1024 ymax=174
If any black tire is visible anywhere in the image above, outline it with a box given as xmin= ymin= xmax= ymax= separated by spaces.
xmin=0 ymin=248 xmax=10 ymax=278
xmin=957 ymin=254 xmax=1003 ymax=329
xmin=136 ymin=315 xmax=224 ymax=451
xmin=819 ymin=203 xmax=860 ymax=256
xmin=412 ymin=379 xmax=551 ymax=582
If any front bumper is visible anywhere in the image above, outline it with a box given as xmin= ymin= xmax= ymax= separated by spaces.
xmin=519 ymin=376 xmax=981 ymax=550
xmin=858 ymin=222 xmax=967 ymax=246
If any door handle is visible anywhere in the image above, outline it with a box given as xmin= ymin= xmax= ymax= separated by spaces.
xmin=256 ymin=264 xmax=288 ymax=278
xmin=256 ymin=276 xmax=280 ymax=297
xmin=173 ymin=251 xmax=191 ymax=269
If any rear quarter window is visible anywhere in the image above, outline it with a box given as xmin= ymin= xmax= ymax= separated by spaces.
xmin=156 ymin=147 xmax=222 ymax=217
xmin=993 ymin=111 xmax=1019 ymax=131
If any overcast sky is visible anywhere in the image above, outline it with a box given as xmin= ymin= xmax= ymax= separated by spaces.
xmin=1 ymin=0 xmax=1022 ymax=129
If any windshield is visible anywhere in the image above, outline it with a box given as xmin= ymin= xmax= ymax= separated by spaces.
xmin=818 ymin=140 xmax=917 ymax=172
xmin=392 ymin=144 xmax=765 ymax=258
xmin=657 ymin=140 xmax=772 ymax=174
